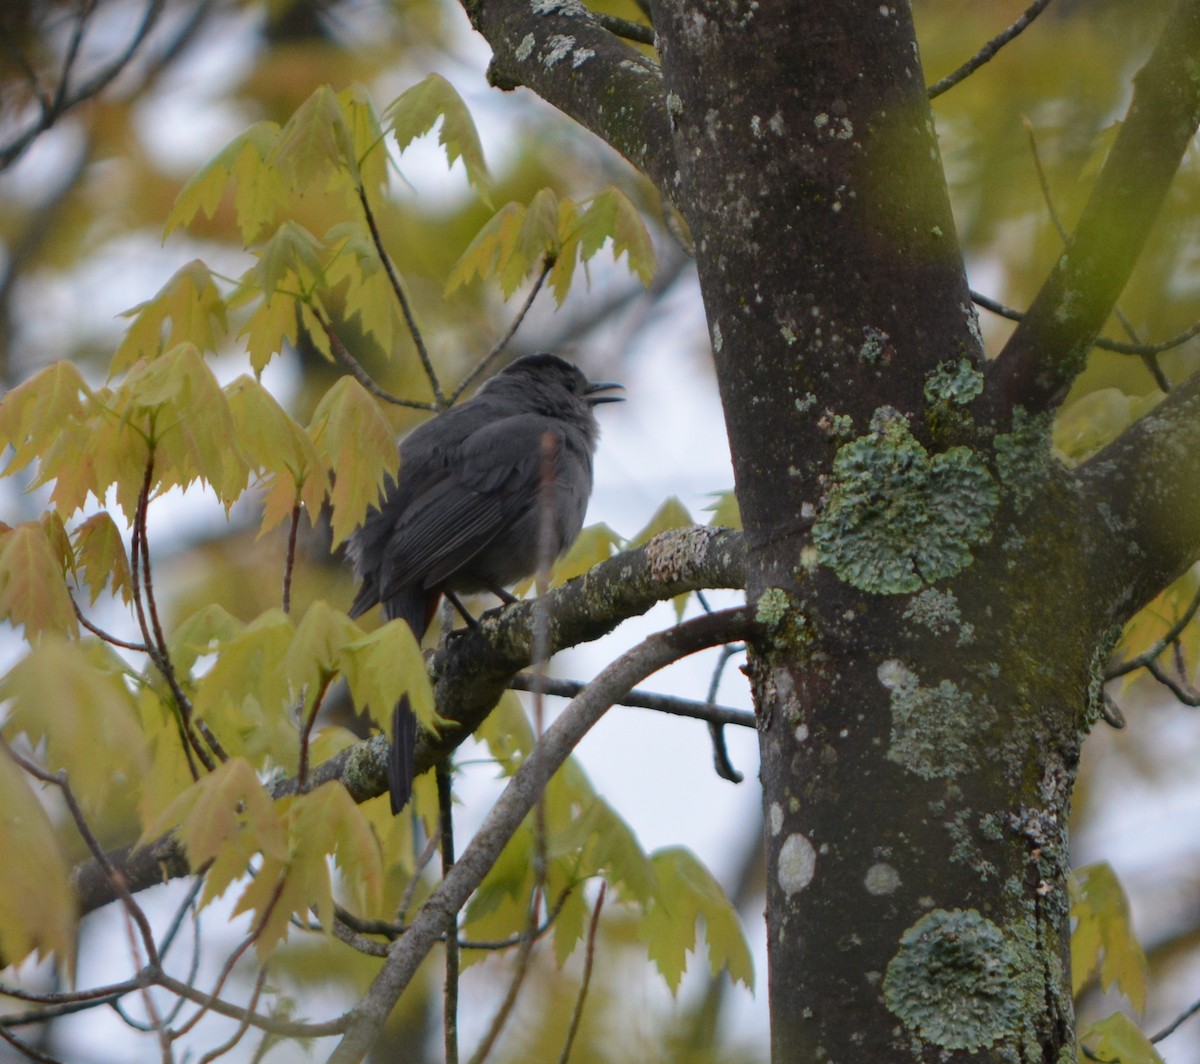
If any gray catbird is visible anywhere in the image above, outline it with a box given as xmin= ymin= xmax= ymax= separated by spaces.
xmin=347 ymin=353 xmax=623 ymax=813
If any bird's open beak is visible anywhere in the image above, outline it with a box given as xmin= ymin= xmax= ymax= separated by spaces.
xmin=585 ymin=381 xmax=625 ymax=405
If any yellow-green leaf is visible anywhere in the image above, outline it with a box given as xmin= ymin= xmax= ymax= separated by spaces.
xmin=706 ymin=490 xmax=742 ymax=530
xmin=385 ymin=74 xmax=491 ymax=199
xmin=0 ymin=748 xmax=76 ymax=979
xmin=72 ymin=511 xmax=133 ymax=605
xmin=308 ymin=376 xmax=398 ymax=546
xmin=268 ymin=85 xmax=357 ymax=194
xmin=640 ymin=847 xmax=754 ymax=994
xmin=111 ymin=260 xmax=228 ymax=376
xmin=340 ymin=619 xmax=437 ymax=733
xmin=550 ymin=522 xmax=623 ymax=588
xmin=164 ymin=121 xmax=283 ymax=242
xmin=0 ymin=360 xmax=92 ymax=477
xmin=233 ymin=781 xmax=383 ymax=956
xmin=225 ymin=375 xmax=326 ymax=533
xmin=117 ymin=343 xmax=250 ymax=507
xmin=0 ymin=521 xmax=78 ymax=638
xmin=1078 ymin=1012 xmax=1163 ymax=1064
xmin=140 ymin=756 xmax=286 ymax=907
xmin=1 ymin=637 xmax=147 ymax=814
xmin=631 ymin=497 xmax=694 ymax=547
xmin=1070 ymin=862 xmax=1148 ymax=1013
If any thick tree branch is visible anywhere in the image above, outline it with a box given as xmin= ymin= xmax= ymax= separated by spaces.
xmin=462 ymin=0 xmax=677 ymax=193
xmin=328 ymin=607 xmax=753 ymax=1064
xmin=986 ymin=0 xmax=1200 ymax=419
xmin=1077 ymin=371 xmax=1200 ymax=621
xmin=70 ymin=526 xmax=746 ymax=917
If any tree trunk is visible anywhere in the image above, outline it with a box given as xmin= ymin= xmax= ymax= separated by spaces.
xmin=650 ymin=0 xmax=1100 ymax=1058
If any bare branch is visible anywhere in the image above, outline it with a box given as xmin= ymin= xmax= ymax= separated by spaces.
xmin=507 ymin=671 xmax=753 ymax=728
xmin=927 ymin=0 xmax=1055 ymax=99
xmin=356 ymin=186 xmax=444 ymax=407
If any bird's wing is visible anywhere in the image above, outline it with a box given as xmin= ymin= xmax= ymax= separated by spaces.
xmin=376 ymin=414 xmax=560 ymax=601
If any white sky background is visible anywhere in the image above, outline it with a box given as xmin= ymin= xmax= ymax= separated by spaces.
xmin=4 ymin=0 xmax=1200 ymax=1060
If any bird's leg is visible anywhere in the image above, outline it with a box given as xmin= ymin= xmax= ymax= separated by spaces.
xmin=443 ymin=591 xmax=481 ymax=629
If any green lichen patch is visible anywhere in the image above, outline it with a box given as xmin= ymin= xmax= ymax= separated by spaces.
xmin=884 ymin=908 xmax=1022 ymax=1052
xmin=903 ymin=587 xmax=974 ymax=644
xmin=755 ymin=587 xmax=790 ymax=628
xmin=924 ymin=358 xmax=983 ymax=406
xmin=813 ymin=409 xmax=999 ymax=594
xmin=882 ymin=664 xmax=996 ymax=780
xmin=994 ymin=407 xmax=1055 ymax=512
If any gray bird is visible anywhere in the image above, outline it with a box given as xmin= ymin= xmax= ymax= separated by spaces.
xmin=347 ymin=353 xmax=623 ymax=813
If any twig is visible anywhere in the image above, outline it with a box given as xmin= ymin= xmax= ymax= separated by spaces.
xmin=172 ymin=880 xmax=285 ymax=1039
xmin=705 ymin=644 xmax=746 ymax=782
xmin=317 ymin=312 xmax=437 ymax=411
xmin=1105 ymin=584 xmax=1200 ymax=680
xmin=196 ymin=967 xmax=269 ymax=1064
xmin=355 ymin=185 xmax=445 ymax=407
xmin=927 ymin=0 xmax=1055 ymax=99
xmin=438 ymin=763 xmax=460 ymax=1064
xmin=1151 ymin=994 xmax=1200 ymax=1042
xmin=297 ymin=673 xmax=335 ymax=791
xmin=971 ymin=289 xmax=1200 ymax=358
xmin=0 ymin=1025 xmax=71 ymax=1064
xmin=282 ymin=501 xmax=301 ymax=613
xmin=448 ymin=258 xmax=554 ymax=404
xmin=507 ymin=673 xmax=754 ymax=729
xmin=71 ymin=596 xmax=151 ymax=652
xmin=0 ymin=0 xmax=171 ymax=172
xmin=557 ymin=882 xmax=606 ymax=1064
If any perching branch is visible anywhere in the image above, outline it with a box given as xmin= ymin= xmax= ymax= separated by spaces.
xmin=328 ymin=606 xmax=753 ymax=1064
xmin=986 ymin=0 xmax=1200 ymax=419
xmin=70 ymin=526 xmax=747 ymax=917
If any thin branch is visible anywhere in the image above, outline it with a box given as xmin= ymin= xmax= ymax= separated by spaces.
xmin=196 ymin=966 xmax=269 ymax=1064
xmin=356 ymin=185 xmax=445 ymax=407
xmin=152 ymin=970 xmax=349 ymax=1039
xmin=0 ymin=1025 xmax=71 ymax=1064
xmin=972 ymin=289 xmax=1200 ymax=358
xmin=507 ymin=672 xmax=754 ymax=728
xmin=317 ymin=312 xmax=437 ymax=411
xmin=448 ymin=258 xmax=553 ymax=404
xmin=1106 ymin=583 xmax=1200 ymax=680
xmin=171 ymin=879 xmax=286 ymax=1039
xmin=438 ymin=763 xmax=460 ymax=1064
xmin=297 ymin=673 xmax=334 ymax=791
xmin=1151 ymin=994 xmax=1200 ymax=1042
xmin=328 ymin=607 xmax=754 ymax=1063
xmin=0 ymin=0 xmax=171 ymax=172
xmin=282 ymin=501 xmax=301 ymax=613
xmin=927 ymin=0 xmax=1055 ymax=99
xmin=705 ymin=643 xmax=746 ymax=783
xmin=556 ymin=882 xmax=606 ymax=1064
xmin=71 ymin=596 xmax=151 ymax=652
